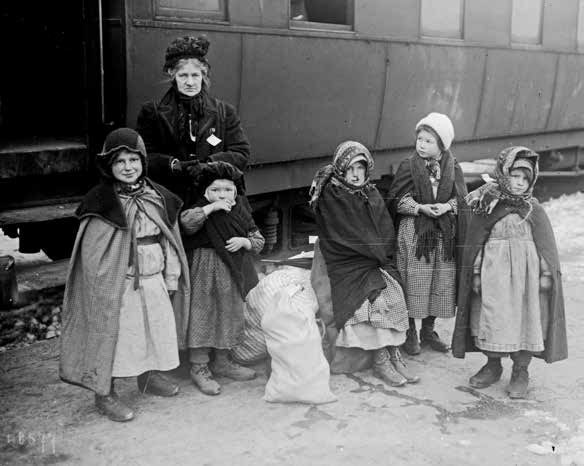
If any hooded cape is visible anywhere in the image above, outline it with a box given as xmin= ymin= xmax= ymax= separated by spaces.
xmin=451 ymin=201 xmax=567 ymax=363
xmin=59 ymin=179 xmax=191 ymax=395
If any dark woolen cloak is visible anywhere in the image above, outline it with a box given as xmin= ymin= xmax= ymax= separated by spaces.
xmin=451 ymin=201 xmax=567 ymax=363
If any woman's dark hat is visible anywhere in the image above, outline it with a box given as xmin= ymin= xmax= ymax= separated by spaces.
xmin=164 ymin=36 xmax=210 ymax=72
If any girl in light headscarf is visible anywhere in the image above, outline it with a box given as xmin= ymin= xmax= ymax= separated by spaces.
xmin=452 ymin=146 xmax=567 ymax=399
xmin=310 ymin=141 xmax=419 ymax=387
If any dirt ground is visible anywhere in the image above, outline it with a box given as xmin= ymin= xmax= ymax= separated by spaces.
xmin=1 ymin=195 xmax=584 ymax=465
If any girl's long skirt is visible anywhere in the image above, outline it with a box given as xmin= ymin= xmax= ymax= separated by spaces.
xmin=336 ymin=270 xmax=409 ymax=350
xmin=188 ymin=248 xmax=245 ymax=349
xmin=112 ymin=243 xmax=179 ymax=377
xmin=396 ymin=216 xmax=456 ymax=319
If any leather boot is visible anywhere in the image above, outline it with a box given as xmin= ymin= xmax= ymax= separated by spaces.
xmin=420 ymin=317 xmax=450 ymax=352
xmin=507 ymin=351 xmax=531 ymax=399
xmin=95 ymin=380 xmax=134 ymax=422
xmin=210 ymin=351 xmax=256 ymax=381
xmin=388 ymin=346 xmax=420 ymax=383
xmin=137 ymin=371 xmax=179 ymax=397
xmin=469 ymin=357 xmax=503 ymax=389
xmin=190 ymin=364 xmax=221 ymax=396
xmin=373 ymin=348 xmax=407 ymax=387
xmin=402 ymin=319 xmax=421 ymax=356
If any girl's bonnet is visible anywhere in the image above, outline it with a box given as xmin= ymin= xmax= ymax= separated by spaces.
xmin=95 ymin=127 xmax=148 ymax=183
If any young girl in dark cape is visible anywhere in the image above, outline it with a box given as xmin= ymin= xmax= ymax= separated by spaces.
xmin=180 ymin=161 xmax=265 ymax=395
xmin=452 ymin=146 xmax=567 ymax=399
xmin=59 ymin=128 xmax=190 ymax=422
xmin=310 ymin=141 xmax=419 ymax=387
xmin=388 ymin=112 xmax=469 ymax=355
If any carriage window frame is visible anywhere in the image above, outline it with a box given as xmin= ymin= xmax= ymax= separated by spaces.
xmin=510 ymin=0 xmax=543 ymax=45
xmin=578 ymin=0 xmax=584 ymax=51
xmin=420 ymin=0 xmax=465 ymax=40
xmin=154 ymin=0 xmax=228 ymax=23
xmin=289 ymin=0 xmax=355 ymax=32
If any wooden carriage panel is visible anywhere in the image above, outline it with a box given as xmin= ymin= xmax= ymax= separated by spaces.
xmin=377 ymin=43 xmax=485 ymax=149
xmin=474 ymin=50 xmax=556 ymax=138
xmin=546 ymin=54 xmax=584 ymax=130
xmin=238 ymin=35 xmax=386 ymax=163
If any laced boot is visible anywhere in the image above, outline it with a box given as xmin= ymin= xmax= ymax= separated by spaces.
xmin=420 ymin=317 xmax=450 ymax=353
xmin=190 ymin=364 xmax=221 ymax=396
xmin=388 ymin=346 xmax=420 ymax=383
xmin=402 ymin=319 xmax=421 ymax=356
xmin=469 ymin=357 xmax=503 ymax=389
xmin=507 ymin=352 xmax=531 ymax=399
xmin=373 ymin=348 xmax=407 ymax=387
xmin=95 ymin=380 xmax=134 ymax=422
xmin=210 ymin=351 xmax=256 ymax=381
xmin=137 ymin=371 xmax=179 ymax=397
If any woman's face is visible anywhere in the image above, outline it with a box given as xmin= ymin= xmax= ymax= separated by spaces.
xmin=174 ymin=61 xmax=204 ymax=97
xmin=416 ymin=129 xmax=441 ymax=159
xmin=508 ymin=168 xmax=530 ymax=195
xmin=111 ymin=150 xmax=143 ymax=185
xmin=344 ymin=160 xmax=367 ymax=187
xmin=205 ymin=179 xmax=236 ymax=202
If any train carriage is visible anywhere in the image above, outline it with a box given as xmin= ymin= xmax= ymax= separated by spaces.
xmin=2 ymin=0 xmax=584 ymax=257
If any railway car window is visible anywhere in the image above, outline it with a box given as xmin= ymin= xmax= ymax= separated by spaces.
xmin=156 ymin=0 xmax=226 ymax=21
xmin=578 ymin=0 xmax=584 ymax=49
xmin=290 ymin=0 xmax=354 ymax=29
xmin=420 ymin=0 xmax=463 ymax=39
xmin=511 ymin=0 xmax=543 ymax=45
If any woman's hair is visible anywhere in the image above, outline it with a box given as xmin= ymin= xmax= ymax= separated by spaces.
xmin=416 ymin=124 xmax=445 ymax=152
xmin=168 ymin=58 xmax=211 ymax=90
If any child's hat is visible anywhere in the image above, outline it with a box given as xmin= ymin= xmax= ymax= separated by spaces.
xmin=96 ymin=128 xmax=148 ymax=181
xmin=416 ymin=112 xmax=455 ymax=151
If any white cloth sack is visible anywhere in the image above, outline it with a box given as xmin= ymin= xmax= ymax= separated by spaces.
xmin=232 ymin=266 xmax=313 ymax=363
xmin=262 ymin=283 xmax=337 ymax=404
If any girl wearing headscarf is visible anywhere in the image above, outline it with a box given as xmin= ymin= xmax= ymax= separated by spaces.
xmin=310 ymin=141 xmax=419 ymax=387
xmin=60 ymin=128 xmax=190 ymax=422
xmin=452 ymin=146 xmax=567 ymax=399
xmin=136 ymin=36 xmax=250 ymax=203
xmin=388 ymin=112 xmax=469 ymax=355
xmin=180 ymin=161 xmax=265 ymax=395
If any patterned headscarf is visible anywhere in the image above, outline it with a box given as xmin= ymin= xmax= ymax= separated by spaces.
xmin=309 ymin=141 xmax=374 ymax=209
xmin=466 ymin=146 xmax=539 ymax=217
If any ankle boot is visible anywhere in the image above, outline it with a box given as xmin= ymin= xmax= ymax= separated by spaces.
xmin=373 ymin=348 xmax=407 ymax=387
xmin=190 ymin=364 xmax=221 ymax=396
xmin=469 ymin=357 xmax=503 ymax=389
xmin=388 ymin=346 xmax=420 ymax=383
xmin=402 ymin=319 xmax=421 ymax=355
xmin=420 ymin=317 xmax=449 ymax=353
xmin=137 ymin=371 xmax=179 ymax=397
xmin=95 ymin=380 xmax=134 ymax=422
xmin=507 ymin=352 xmax=531 ymax=399
xmin=210 ymin=351 xmax=256 ymax=381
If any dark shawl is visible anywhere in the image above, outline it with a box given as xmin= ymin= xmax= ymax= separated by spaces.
xmin=182 ymin=194 xmax=258 ymax=298
xmin=388 ymin=150 xmax=469 ymax=263
xmin=451 ymin=201 xmax=567 ymax=363
xmin=315 ymin=182 xmax=402 ymax=330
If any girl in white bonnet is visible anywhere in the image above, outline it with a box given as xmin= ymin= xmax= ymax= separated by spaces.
xmin=388 ymin=113 xmax=469 ymax=355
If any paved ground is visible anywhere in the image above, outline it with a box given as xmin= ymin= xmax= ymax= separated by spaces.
xmin=1 ymin=194 xmax=584 ymax=466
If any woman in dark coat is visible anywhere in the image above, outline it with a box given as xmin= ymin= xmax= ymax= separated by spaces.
xmin=136 ymin=35 xmax=250 ymax=202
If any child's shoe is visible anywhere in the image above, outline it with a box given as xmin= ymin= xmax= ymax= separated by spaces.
xmin=469 ymin=358 xmax=503 ymax=389
xmin=211 ymin=352 xmax=256 ymax=381
xmin=507 ymin=352 xmax=531 ymax=399
xmin=402 ymin=328 xmax=421 ymax=355
xmin=373 ymin=348 xmax=407 ymax=387
xmin=388 ymin=346 xmax=420 ymax=383
xmin=420 ymin=318 xmax=450 ymax=352
xmin=137 ymin=371 xmax=179 ymax=397
xmin=190 ymin=364 xmax=221 ymax=396
xmin=95 ymin=393 xmax=134 ymax=422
